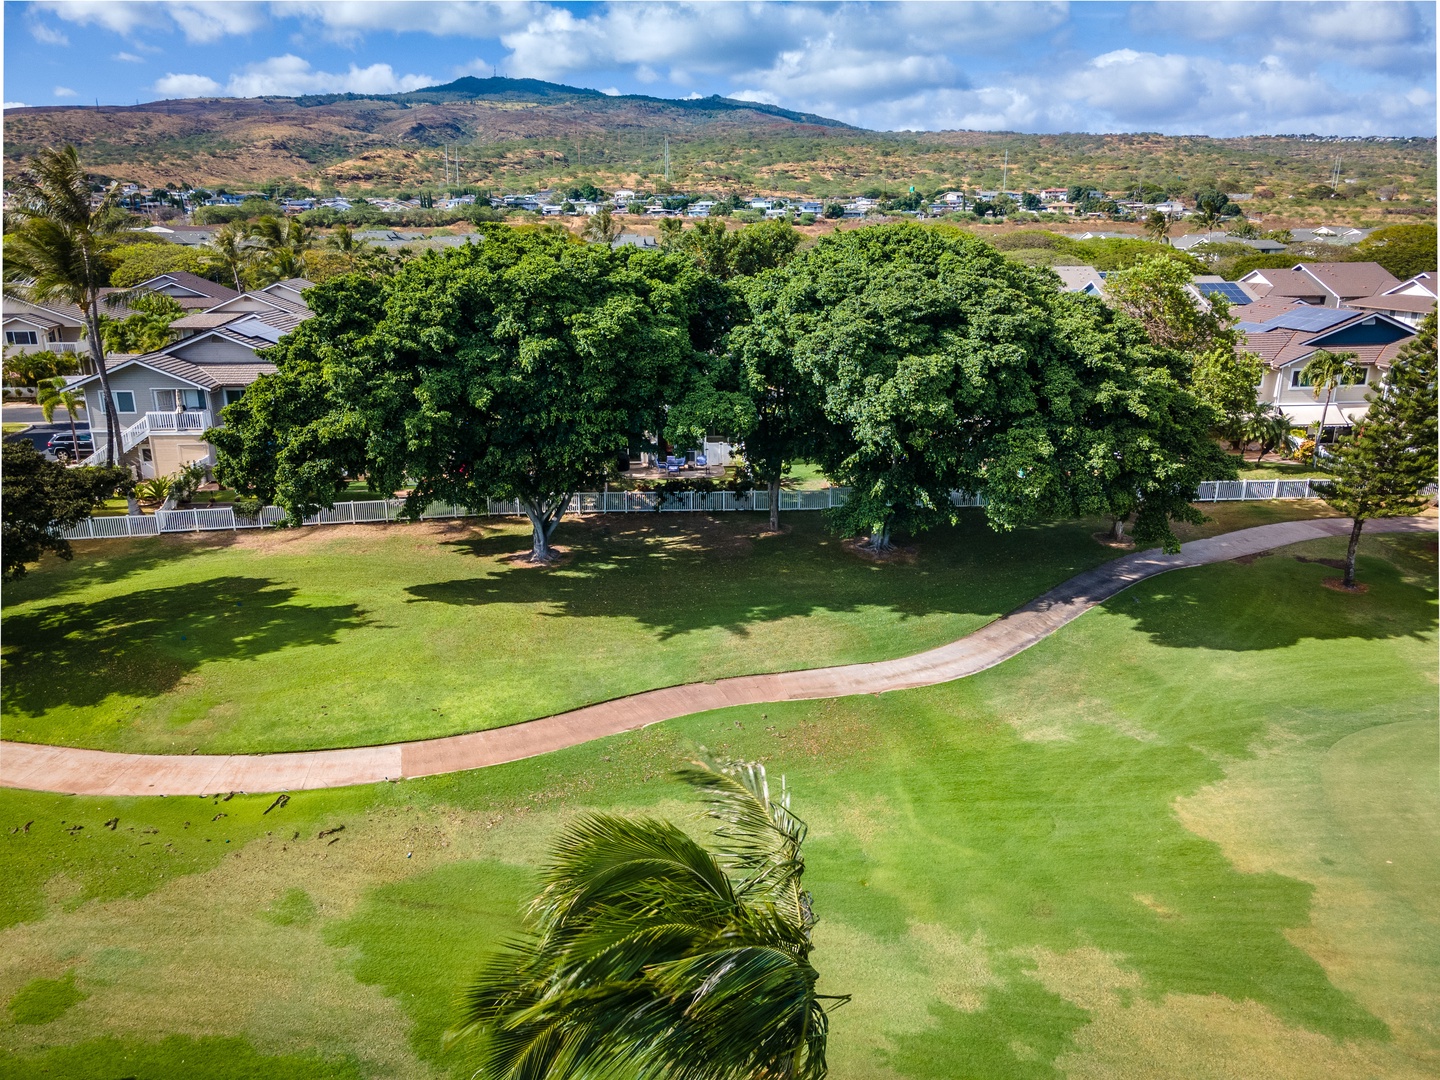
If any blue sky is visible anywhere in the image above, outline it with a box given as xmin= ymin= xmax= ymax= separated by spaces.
xmin=4 ymin=1 xmax=1435 ymax=136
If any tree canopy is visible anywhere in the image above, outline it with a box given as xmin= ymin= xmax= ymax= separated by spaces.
xmin=212 ymin=227 xmax=713 ymax=560
xmin=742 ymin=224 xmax=1232 ymax=551
xmin=1 ymin=441 xmax=132 ymax=580
xmin=1323 ymin=310 xmax=1438 ymax=587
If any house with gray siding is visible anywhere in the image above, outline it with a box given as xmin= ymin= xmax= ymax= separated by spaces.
xmin=66 ymin=284 xmax=311 ymax=477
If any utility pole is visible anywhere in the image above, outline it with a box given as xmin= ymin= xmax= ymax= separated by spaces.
xmin=1001 ymin=149 xmax=1008 ymax=194
xmin=663 ymin=135 xmax=671 ymax=182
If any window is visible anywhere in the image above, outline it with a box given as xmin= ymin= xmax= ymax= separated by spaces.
xmin=114 ymin=391 xmax=135 ymax=413
xmin=180 ymin=389 xmax=205 ymax=411
xmin=1291 ymin=367 xmax=1367 ymax=388
xmin=5 ymin=330 xmax=38 ymax=346
xmin=222 ymin=388 xmax=245 ymax=406
xmin=153 ymin=389 xmax=178 ymax=411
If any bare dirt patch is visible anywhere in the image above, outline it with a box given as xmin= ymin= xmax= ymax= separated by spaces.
xmin=841 ymin=538 xmax=919 ymax=564
xmin=1092 ymin=532 xmax=1136 ymax=549
xmin=1322 ymin=578 xmax=1370 ymax=594
xmin=499 ymin=547 xmax=574 ymax=569
xmin=1232 ymin=550 xmax=1274 ymax=565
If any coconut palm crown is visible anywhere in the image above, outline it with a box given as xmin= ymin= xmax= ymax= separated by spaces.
xmin=454 ymin=757 xmax=845 ymax=1080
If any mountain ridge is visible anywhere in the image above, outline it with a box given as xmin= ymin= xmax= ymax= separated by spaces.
xmin=3 ymin=76 xmax=1433 ymax=211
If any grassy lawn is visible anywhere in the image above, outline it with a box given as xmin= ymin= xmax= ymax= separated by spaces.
xmin=1 ymin=503 xmax=1339 ymax=755
xmin=1 ymin=423 xmax=31 ymax=436
xmin=1231 ymin=456 xmax=1329 ymax=480
xmin=0 ymin=529 xmax=1434 ymax=1079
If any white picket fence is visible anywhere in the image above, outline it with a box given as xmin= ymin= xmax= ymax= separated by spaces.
xmin=57 ymin=479 xmax=1325 ymax=542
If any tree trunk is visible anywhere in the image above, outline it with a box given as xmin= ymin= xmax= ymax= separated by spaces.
xmin=1313 ymin=391 xmax=1333 ymax=467
xmin=767 ymin=477 xmax=781 ymax=531
xmin=1111 ymin=516 xmax=1126 ymax=541
xmin=1343 ymin=516 xmax=1365 ymax=589
xmin=67 ymin=407 xmax=78 ymax=461
xmin=85 ymin=303 xmax=122 ymax=466
xmin=867 ymin=524 xmax=892 ymax=552
xmin=520 ymin=495 xmax=569 ymax=563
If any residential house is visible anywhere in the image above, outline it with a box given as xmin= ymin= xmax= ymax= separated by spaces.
xmin=1238 ymin=262 xmax=1400 ymax=308
xmin=3 ymin=297 xmax=90 ymax=357
xmin=1289 ymin=226 xmax=1372 ymax=245
xmin=798 ymin=201 xmax=824 ymax=216
xmin=1040 ymin=189 xmax=1068 ymax=202
xmin=1052 ymin=265 xmax=1106 ymax=296
xmin=124 ymin=271 xmax=241 ymax=311
xmin=1235 ymin=302 xmax=1416 ymax=435
xmin=1171 ymin=234 xmax=1287 ymax=254
xmin=66 ymin=283 xmax=312 ymax=477
xmin=1346 ymin=271 xmax=1437 ymax=327
xmin=687 ymin=201 xmax=715 ymax=217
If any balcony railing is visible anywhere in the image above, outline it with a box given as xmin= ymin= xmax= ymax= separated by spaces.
xmin=121 ymin=410 xmax=213 ymax=452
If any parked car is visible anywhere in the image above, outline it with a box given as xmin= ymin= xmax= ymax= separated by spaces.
xmin=46 ymin=431 xmax=94 ymax=460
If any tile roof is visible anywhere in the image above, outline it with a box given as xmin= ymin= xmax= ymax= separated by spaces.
xmin=1239 ymin=307 xmax=1413 ymax=371
xmin=1348 ymin=293 xmax=1437 ymax=314
xmin=170 ymin=311 xmax=243 ymax=329
xmin=194 ymin=362 xmax=277 ymax=385
xmin=1238 ymin=268 xmax=1328 ymax=300
xmin=1297 ymin=262 xmax=1400 ymax=300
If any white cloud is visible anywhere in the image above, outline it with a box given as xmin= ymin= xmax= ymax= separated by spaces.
xmin=154 ymin=73 xmax=223 ymax=97
xmin=153 ymin=55 xmax=436 ymax=99
xmin=29 ymin=21 xmax=69 ymax=45
xmin=114 ymin=51 xmax=146 ymax=63
xmin=53 ymin=86 xmax=78 ymax=98
xmin=33 ymin=1 xmax=267 ymax=43
xmin=278 ymin=1 xmax=542 ymax=44
xmin=600 ymin=87 xmax=621 ymax=96
xmin=4 ymin=101 xmax=31 ymax=110
xmin=224 ymin=54 xmax=435 ymax=96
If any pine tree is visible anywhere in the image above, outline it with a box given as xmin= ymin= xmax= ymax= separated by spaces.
xmin=1322 ymin=311 xmax=1437 ymax=588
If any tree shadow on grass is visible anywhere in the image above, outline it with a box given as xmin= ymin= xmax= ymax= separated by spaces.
xmin=6 ymin=532 xmax=244 ymax=602
xmin=405 ymin=514 xmax=1113 ymax=641
xmin=1113 ymin=549 xmax=1437 ymax=651
xmin=1 ymin=576 xmax=368 ymax=715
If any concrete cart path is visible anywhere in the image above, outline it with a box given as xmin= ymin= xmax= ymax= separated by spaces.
xmin=3 ymin=515 xmax=1434 ymax=797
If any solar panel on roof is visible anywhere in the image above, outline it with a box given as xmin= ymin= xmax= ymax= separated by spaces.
xmin=1257 ymin=306 xmax=1356 ymax=333
xmin=1195 ymin=281 xmax=1251 ymax=305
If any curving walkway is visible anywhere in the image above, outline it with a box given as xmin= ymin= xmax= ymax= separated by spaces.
xmin=2 ymin=515 xmax=1434 ymax=798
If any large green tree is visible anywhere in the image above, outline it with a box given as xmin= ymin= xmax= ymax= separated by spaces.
xmin=1 ymin=440 xmax=131 ymax=580
xmin=455 ymin=758 xmax=844 ymax=1080
xmin=1191 ymin=346 xmax=1265 ymax=449
xmin=1103 ymin=256 xmax=1235 ymax=354
xmin=2 ymin=146 xmax=134 ymax=462
xmin=1351 ymin=223 xmax=1436 ymax=281
xmin=745 ymin=224 xmax=1231 ymax=551
xmin=212 ymin=228 xmax=710 ymax=561
xmin=1322 ymin=311 xmax=1438 ymax=588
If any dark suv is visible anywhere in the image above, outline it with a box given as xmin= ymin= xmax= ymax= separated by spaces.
xmin=45 ymin=431 xmax=94 ymax=460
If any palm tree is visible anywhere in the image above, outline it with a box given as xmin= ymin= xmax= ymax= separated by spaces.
xmin=1143 ymin=209 xmax=1170 ymax=245
xmin=37 ymin=376 xmax=83 ymax=460
xmin=1299 ymin=349 xmax=1363 ymax=465
xmin=1246 ymin=404 xmax=1295 ymax=462
xmin=455 ymin=758 xmax=844 ymax=1080
xmin=656 ymin=215 xmax=686 ymax=250
xmin=206 ymin=223 xmax=253 ymax=291
xmin=582 ymin=204 xmax=622 ymax=245
xmin=3 ymin=145 xmax=133 ymax=463
xmin=249 ymin=215 xmax=310 ymax=284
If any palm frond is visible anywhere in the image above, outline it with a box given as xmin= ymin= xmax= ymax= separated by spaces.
xmin=453 ymin=762 xmax=840 ymax=1080
xmin=675 ymin=757 xmax=811 ymax=924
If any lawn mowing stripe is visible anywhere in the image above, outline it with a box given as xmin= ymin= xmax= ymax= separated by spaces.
xmin=3 ymin=515 xmax=1433 ymax=798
